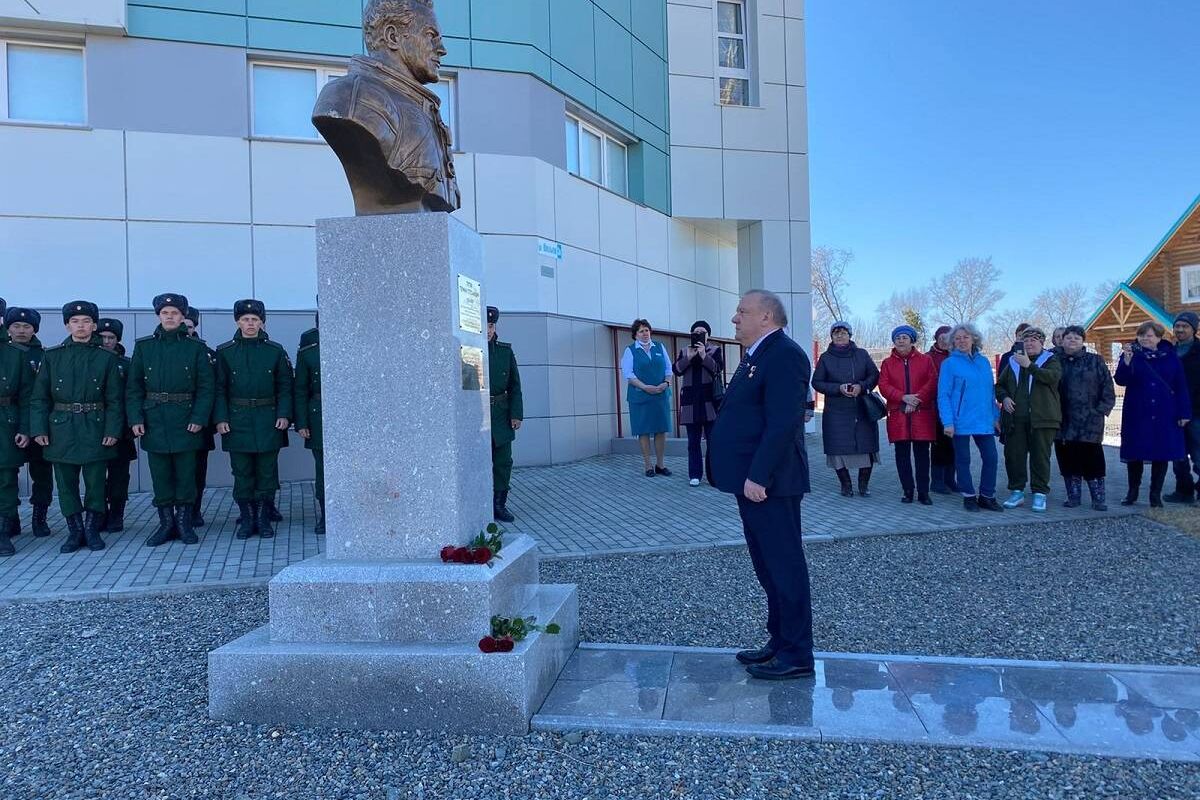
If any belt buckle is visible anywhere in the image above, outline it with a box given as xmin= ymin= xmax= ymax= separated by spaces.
xmin=71 ymin=403 xmax=84 ymax=413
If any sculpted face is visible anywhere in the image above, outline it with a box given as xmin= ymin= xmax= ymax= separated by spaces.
xmin=378 ymin=8 xmax=445 ymax=84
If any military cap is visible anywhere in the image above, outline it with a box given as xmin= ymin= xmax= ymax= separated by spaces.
xmin=234 ymin=299 xmax=266 ymax=321
xmin=153 ymin=293 xmax=189 ymax=315
xmin=487 ymin=306 xmax=500 ymax=324
xmin=5 ymin=307 xmax=40 ymax=332
xmin=97 ymin=318 xmax=124 ymax=341
xmin=185 ymin=307 xmax=200 ymax=327
xmin=0 ymin=298 xmax=6 ymax=318
xmin=62 ymin=300 xmax=99 ymax=325
xmin=299 ymin=327 xmax=319 ymax=348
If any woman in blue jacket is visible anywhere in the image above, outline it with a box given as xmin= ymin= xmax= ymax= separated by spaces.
xmin=937 ymin=323 xmax=1002 ymax=512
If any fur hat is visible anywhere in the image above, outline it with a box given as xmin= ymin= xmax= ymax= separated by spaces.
xmin=97 ymin=318 xmax=123 ymax=341
xmin=4 ymin=307 xmax=39 ymax=332
xmin=234 ymin=299 xmax=266 ymax=321
xmin=153 ymin=293 xmax=189 ymax=315
xmin=62 ymin=300 xmax=99 ymax=325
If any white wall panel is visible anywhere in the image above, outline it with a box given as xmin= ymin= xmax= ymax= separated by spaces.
xmin=759 ymin=220 xmax=792 ymax=293
xmin=556 ymin=245 xmax=602 ymax=320
xmin=785 ymin=17 xmax=806 ymax=86
xmin=598 ymin=190 xmax=638 ymax=264
xmin=126 ymin=131 xmax=250 ymax=223
xmin=757 ymin=12 xmax=787 ymax=84
xmin=789 ymin=154 xmax=810 ymax=221
xmin=722 ymin=150 xmax=789 ymax=221
xmin=790 ymin=220 xmax=812 ymax=290
xmin=250 ymin=141 xmax=353 ymax=226
xmin=635 ymin=205 xmax=669 ymax=273
xmin=786 ymin=85 xmax=809 ymax=154
xmin=480 ymin=234 xmax=544 ymax=313
xmin=667 ymin=3 xmax=715 ymax=77
xmin=719 ymin=240 xmax=739 ymax=293
xmin=572 ymin=367 xmax=598 ymax=414
xmin=668 ymin=219 xmax=696 ymax=280
xmin=636 ymin=267 xmax=670 ymax=328
xmin=127 ymin=222 xmax=252 ymax=309
xmin=718 ymin=290 xmax=739 ymax=339
xmin=785 ymin=0 xmax=805 ymax=19
xmin=451 ymin=152 xmax=477 ymax=230
xmin=721 ymin=83 xmax=788 ymax=153
xmin=668 ymin=75 xmax=721 ymax=148
xmin=513 ymin=416 xmax=550 ymax=465
xmin=600 ymin=256 xmax=639 ymax=325
xmin=474 ymin=153 xmax=555 ymax=239
xmin=695 ymin=285 xmax=720 ymax=332
xmin=0 ymin=126 xmax=125 ymax=219
xmin=252 ymin=226 xmax=317 ymax=309
xmin=670 ymin=146 xmax=724 ymax=219
xmin=553 ymin=171 xmax=600 ymax=253
xmin=694 ymin=231 xmax=721 ymax=287
xmin=0 ymin=217 xmax=126 ymax=306
xmin=668 ymin=276 xmax=698 ymax=332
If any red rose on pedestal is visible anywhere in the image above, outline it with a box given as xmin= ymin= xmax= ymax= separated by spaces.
xmin=478 ymin=636 xmax=498 ymax=653
xmin=472 ymin=546 xmax=493 ymax=564
xmin=453 ymin=547 xmax=472 ymax=563
xmin=439 ymin=546 xmax=456 ymax=563
xmin=495 ymin=636 xmax=515 ymax=653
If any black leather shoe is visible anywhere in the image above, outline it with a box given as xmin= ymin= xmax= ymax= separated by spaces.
xmin=655 ymin=466 xmax=672 ymax=476
xmin=735 ymin=647 xmax=775 ymax=665
xmin=745 ymin=658 xmax=816 ymax=680
xmin=645 ymin=469 xmax=655 ymax=477
xmin=978 ymin=495 xmax=1004 ymax=512
xmin=917 ymin=494 xmax=933 ymax=506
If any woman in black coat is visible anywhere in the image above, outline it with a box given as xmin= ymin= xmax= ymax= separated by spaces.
xmin=812 ymin=321 xmax=880 ymax=497
xmin=1055 ymin=326 xmax=1116 ymax=510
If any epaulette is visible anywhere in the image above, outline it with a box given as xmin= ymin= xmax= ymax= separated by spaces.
xmin=493 ymin=340 xmax=512 ymax=349
xmin=299 ymin=342 xmax=319 ymax=353
xmin=44 ymin=343 xmax=67 ymax=353
xmin=135 ymin=334 xmax=156 ymax=344
xmin=264 ymin=339 xmax=286 ymax=352
xmin=6 ymin=341 xmax=28 ymax=353
xmin=216 ymin=340 xmax=237 ymax=351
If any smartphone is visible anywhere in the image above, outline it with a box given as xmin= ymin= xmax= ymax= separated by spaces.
xmin=1013 ymin=342 xmax=1025 ymax=355
xmin=691 ymin=332 xmax=706 ymax=347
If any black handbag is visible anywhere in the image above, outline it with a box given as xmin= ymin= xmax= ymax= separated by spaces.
xmin=861 ymin=391 xmax=888 ymax=422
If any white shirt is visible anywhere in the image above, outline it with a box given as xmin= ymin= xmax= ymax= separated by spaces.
xmin=746 ymin=328 xmax=781 ymax=359
xmin=621 ymin=339 xmax=668 ymax=381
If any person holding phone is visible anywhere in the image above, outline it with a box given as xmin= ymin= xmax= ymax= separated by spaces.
xmin=811 ymin=321 xmax=880 ymax=497
xmin=1115 ymin=321 xmax=1191 ymax=507
xmin=673 ymin=321 xmax=725 ymax=486
xmin=622 ymin=319 xmax=673 ymax=477
xmin=995 ymin=327 xmax=1061 ymax=512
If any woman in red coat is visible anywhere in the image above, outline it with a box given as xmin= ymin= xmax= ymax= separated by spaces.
xmin=878 ymin=325 xmax=938 ymax=504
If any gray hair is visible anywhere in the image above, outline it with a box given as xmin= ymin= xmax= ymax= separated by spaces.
xmin=743 ymin=289 xmax=788 ymax=328
xmin=949 ymin=322 xmax=983 ymax=353
xmin=364 ymin=0 xmax=434 ymax=53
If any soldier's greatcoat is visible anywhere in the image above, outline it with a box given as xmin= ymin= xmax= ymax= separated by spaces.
xmin=29 ymin=336 xmax=124 ymax=465
xmin=214 ymin=331 xmax=294 ymax=453
xmin=127 ymin=326 xmax=216 ymax=453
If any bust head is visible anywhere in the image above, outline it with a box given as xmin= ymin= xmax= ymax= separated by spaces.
xmin=364 ymin=0 xmax=445 ymax=85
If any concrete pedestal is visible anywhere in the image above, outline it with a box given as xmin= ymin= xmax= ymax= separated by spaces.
xmin=208 ymin=213 xmax=578 ymax=733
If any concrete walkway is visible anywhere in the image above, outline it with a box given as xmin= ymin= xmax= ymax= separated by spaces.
xmin=533 ymin=644 xmax=1200 ymax=763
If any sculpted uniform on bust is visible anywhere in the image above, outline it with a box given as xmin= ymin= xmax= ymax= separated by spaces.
xmin=313 ymin=0 xmax=459 ymax=214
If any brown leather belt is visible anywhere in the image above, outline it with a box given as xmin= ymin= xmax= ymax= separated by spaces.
xmin=147 ymin=392 xmax=194 ymax=404
xmin=231 ymin=397 xmax=275 ymax=408
xmin=54 ymin=402 xmax=104 ymax=413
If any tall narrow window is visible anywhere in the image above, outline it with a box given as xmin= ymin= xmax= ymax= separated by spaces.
xmin=564 ymin=113 xmax=629 ymax=197
xmin=1 ymin=41 xmax=85 ymax=124
xmin=716 ymin=0 xmax=750 ymax=106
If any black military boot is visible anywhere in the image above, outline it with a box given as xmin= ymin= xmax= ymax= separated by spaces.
xmin=60 ymin=513 xmax=85 ymax=554
xmin=191 ymin=498 xmax=206 ymax=528
xmin=32 ymin=504 xmax=52 ymax=537
xmin=145 ymin=505 xmax=176 ymax=547
xmin=836 ymin=468 xmax=854 ymax=497
xmin=314 ymin=498 xmax=326 ymax=535
xmin=1121 ymin=463 xmax=1141 ymax=506
xmin=5 ymin=514 xmax=19 ymax=537
xmin=493 ymin=491 xmax=515 ymax=523
xmin=106 ymin=500 xmax=126 ymax=533
xmin=94 ymin=507 xmax=109 ymax=533
xmin=0 ymin=517 xmax=15 ymax=557
xmin=266 ymin=497 xmax=283 ymax=523
xmin=1149 ymin=463 xmax=1167 ymax=509
xmin=256 ymin=500 xmax=275 ymax=539
xmin=175 ymin=505 xmax=198 ymax=545
xmin=857 ymin=467 xmax=873 ymax=498
xmin=83 ymin=511 xmax=106 ymax=551
xmin=235 ymin=501 xmax=255 ymax=540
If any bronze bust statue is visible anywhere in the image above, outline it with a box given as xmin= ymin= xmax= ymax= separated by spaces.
xmin=313 ymin=0 xmax=460 ymax=214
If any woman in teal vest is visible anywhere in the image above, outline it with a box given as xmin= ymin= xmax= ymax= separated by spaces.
xmin=622 ymin=319 xmax=673 ymax=477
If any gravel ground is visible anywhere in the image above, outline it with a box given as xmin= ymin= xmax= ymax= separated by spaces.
xmin=1 ymin=516 xmax=1198 ymax=798
xmin=544 ymin=515 xmax=1200 ymax=665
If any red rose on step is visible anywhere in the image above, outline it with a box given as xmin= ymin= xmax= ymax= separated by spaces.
xmin=472 ymin=546 xmax=493 ymax=564
xmin=440 ymin=546 xmax=456 ymax=563
xmin=478 ymin=636 xmax=498 ymax=653
xmin=495 ymin=636 xmax=515 ymax=653
xmin=453 ymin=547 xmax=472 ymax=563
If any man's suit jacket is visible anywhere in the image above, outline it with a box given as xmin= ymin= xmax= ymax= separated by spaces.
xmin=709 ymin=329 xmax=811 ymax=497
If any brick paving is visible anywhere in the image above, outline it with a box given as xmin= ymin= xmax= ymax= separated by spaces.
xmin=0 ymin=435 xmax=1140 ymax=603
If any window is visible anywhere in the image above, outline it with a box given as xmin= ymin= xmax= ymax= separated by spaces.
xmin=251 ymin=61 xmax=458 ymax=144
xmin=1182 ymin=265 xmax=1200 ymax=304
xmin=0 ymin=41 xmax=85 ymax=124
xmin=564 ymin=114 xmax=628 ymax=196
xmin=716 ymin=0 xmax=751 ymax=106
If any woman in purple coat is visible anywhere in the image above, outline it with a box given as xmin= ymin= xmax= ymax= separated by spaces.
xmin=1115 ymin=321 xmax=1192 ymax=507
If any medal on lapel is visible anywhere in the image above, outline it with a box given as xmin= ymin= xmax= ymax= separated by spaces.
xmin=748 ymin=365 xmax=757 ymax=379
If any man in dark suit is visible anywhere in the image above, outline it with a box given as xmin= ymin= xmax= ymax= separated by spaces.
xmin=709 ymin=289 xmax=815 ymax=680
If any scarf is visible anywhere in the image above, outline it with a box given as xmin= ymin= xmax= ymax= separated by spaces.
xmin=1009 ymin=349 xmax=1053 ymax=393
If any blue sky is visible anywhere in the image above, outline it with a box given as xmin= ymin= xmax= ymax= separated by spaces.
xmin=806 ymin=0 xmax=1200 ymax=319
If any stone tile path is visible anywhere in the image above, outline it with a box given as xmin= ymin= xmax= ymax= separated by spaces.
xmin=533 ymin=644 xmax=1200 ymax=762
xmin=0 ymin=440 xmax=1139 ymax=603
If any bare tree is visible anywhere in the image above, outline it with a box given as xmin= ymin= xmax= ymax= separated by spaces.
xmin=1031 ymin=282 xmax=1092 ymax=329
xmin=929 ymin=257 xmax=1006 ymax=325
xmin=984 ymin=306 xmax=1043 ymax=353
xmin=811 ymin=246 xmax=853 ymax=334
xmin=875 ymin=287 xmax=932 ymax=342
xmin=848 ymin=316 xmax=892 ymax=351
xmin=1091 ymin=279 xmax=1120 ymax=307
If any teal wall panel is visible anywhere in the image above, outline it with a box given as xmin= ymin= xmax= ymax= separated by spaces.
xmin=634 ymin=114 xmax=668 ymax=153
xmin=593 ymin=10 xmax=633 ymax=109
xmin=247 ymin=18 xmax=361 ymax=57
xmin=471 ymin=41 xmax=551 ymax=83
xmin=433 ymin=0 xmax=471 ymax=39
xmin=631 ymin=40 xmax=667 ymax=132
xmin=549 ymin=0 xmax=595 ymax=84
xmin=595 ymin=91 xmax=635 ymax=136
xmin=593 ymin=0 xmax=630 ymax=29
xmin=127 ymin=5 xmax=247 ymax=47
xmin=442 ymin=36 xmax=471 ymax=69
xmin=134 ymin=0 xmax=245 ymax=13
xmin=469 ymin=0 xmax=550 ymax=52
xmin=631 ymin=0 xmax=666 ymax=57
xmin=551 ymin=62 xmax=597 ymax=111
xmin=246 ymin=0 xmax=358 ymax=26
xmin=629 ymin=143 xmax=670 ymax=214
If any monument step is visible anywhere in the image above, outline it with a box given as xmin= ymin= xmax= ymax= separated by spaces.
xmin=269 ymin=533 xmax=540 ymax=645
xmin=209 ymin=584 xmax=579 ymax=735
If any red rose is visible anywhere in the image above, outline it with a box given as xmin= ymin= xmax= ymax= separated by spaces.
xmin=472 ymin=546 xmax=492 ymax=564
xmin=453 ymin=547 xmax=472 ymax=563
xmin=478 ymin=636 xmax=498 ymax=653
xmin=495 ymin=636 xmax=515 ymax=653
xmin=439 ymin=546 xmax=456 ymax=563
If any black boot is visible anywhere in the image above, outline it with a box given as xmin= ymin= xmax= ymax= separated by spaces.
xmin=32 ymin=504 xmax=51 ymax=537
xmin=0 ymin=517 xmax=14 ymax=557
xmin=943 ymin=465 xmax=959 ymax=494
xmin=94 ymin=507 xmax=109 ymax=533
xmin=493 ymin=490 xmax=515 ymax=523
xmin=145 ymin=505 xmax=176 ymax=547
xmin=836 ymin=468 xmax=854 ymax=497
xmin=1149 ymin=462 xmax=1167 ymax=509
xmin=314 ymin=498 xmax=326 ymax=535
xmin=256 ymin=500 xmax=275 ymax=539
xmin=5 ymin=514 xmax=18 ymax=537
xmin=235 ymin=501 xmax=255 ymax=540
xmin=83 ymin=511 xmax=106 ymax=551
xmin=857 ymin=467 xmax=873 ymax=498
xmin=106 ymin=500 xmax=126 ymax=532
xmin=175 ymin=505 xmax=198 ymax=544
xmin=266 ymin=497 xmax=283 ymax=523
xmin=191 ymin=497 xmax=206 ymax=528
xmin=1087 ymin=478 xmax=1108 ymax=512
xmin=1121 ymin=463 xmax=1141 ymax=506
xmin=60 ymin=513 xmax=85 ymax=554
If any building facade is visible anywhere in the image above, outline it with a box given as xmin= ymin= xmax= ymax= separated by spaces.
xmin=1 ymin=0 xmax=811 ymax=487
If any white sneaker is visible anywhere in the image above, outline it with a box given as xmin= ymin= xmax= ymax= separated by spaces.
xmin=689 ymin=478 xmax=700 ymax=487
xmin=1002 ymin=490 xmax=1025 ymax=509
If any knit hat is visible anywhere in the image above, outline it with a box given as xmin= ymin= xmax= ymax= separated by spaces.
xmin=4 ymin=307 xmax=39 ymax=332
xmin=933 ymin=325 xmax=951 ymax=339
xmin=62 ymin=300 xmax=99 ymax=325
xmin=1174 ymin=311 xmax=1199 ymax=334
xmin=830 ymin=320 xmax=852 ymax=336
xmin=691 ymin=320 xmax=712 ymax=336
xmin=891 ymin=325 xmax=919 ymax=344
xmin=1020 ymin=326 xmax=1047 ymax=342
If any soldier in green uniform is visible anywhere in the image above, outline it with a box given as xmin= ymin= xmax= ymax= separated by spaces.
xmin=294 ymin=323 xmax=324 ymax=534
xmin=128 ymin=294 xmax=216 ymax=548
xmin=487 ymin=306 xmax=523 ymax=522
xmin=96 ymin=318 xmax=137 ymax=533
xmin=5 ymin=307 xmax=53 ymax=538
xmin=214 ymin=299 xmax=293 ymax=539
xmin=183 ymin=307 xmax=218 ymax=527
xmin=0 ymin=331 xmax=34 ymax=556
xmin=30 ymin=301 xmax=124 ymax=553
